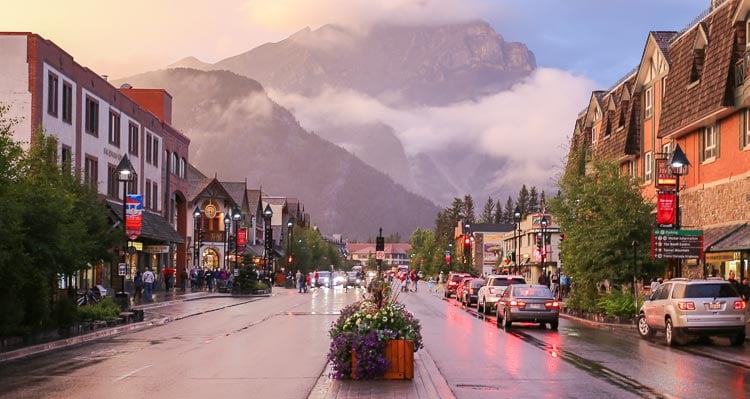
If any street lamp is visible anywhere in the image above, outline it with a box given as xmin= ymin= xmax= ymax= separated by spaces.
xmin=224 ymin=212 xmax=231 ymax=270
xmin=233 ymin=207 xmax=242 ymax=273
xmin=668 ymin=144 xmax=691 ymax=230
xmin=513 ymin=206 xmax=521 ymax=272
xmin=541 ymin=217 xmax=548 ymax=276
xmin=287 ymin=218 xmax=294 ymax=270
xmin=193 ymin=206 xmax=202 ymax=270
xmin=115 ymin=154 xmax=135 ymax=296
xmin=264 ymin=204 xmax=273 ymax=278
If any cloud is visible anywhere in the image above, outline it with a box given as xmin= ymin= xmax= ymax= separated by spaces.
xmin=269 ymin=68 xmax=595 ymax=195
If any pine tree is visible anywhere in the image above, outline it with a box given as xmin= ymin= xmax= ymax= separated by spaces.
xmin=517 ymin=185 xmax=530 ymax=217
xmin=529 ymin=186 xmax=539 ymax=213
xmin=463 ymin=194 xmax=476 ymax=224
xmin=494 ymin=200 xmax=503 ymax=223
xmin=479 ymin=196 xmax=495 ymax=223
xmin=503 ymin=196 xmax=515 ymax=224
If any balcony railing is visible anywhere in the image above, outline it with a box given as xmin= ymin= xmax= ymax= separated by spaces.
xmin=734 ymin=49 xmax=750 ymax=88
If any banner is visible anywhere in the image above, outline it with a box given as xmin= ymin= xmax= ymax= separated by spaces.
xmin=656 ymin=192 xmax=676 ymax=226
xmin=238 ymin=227 xmax=247 ymax=246
xmin=482 ymin=233 xmax=503 ymax=265
xmin=125 ymin=194 xmax=143 ymax=239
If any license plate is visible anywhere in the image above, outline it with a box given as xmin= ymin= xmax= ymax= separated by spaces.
xmin=709 ymin=302 xmax=721 ymax=310
xmin=528 ymin=304 xmax=544 ymax=309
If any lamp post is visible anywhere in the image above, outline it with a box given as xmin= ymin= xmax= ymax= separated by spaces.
xmin=263 ymin=204 xmax=273 ymax=278
xmin=115 ymin=155 xmax=135 ymax=296
xmin=632 ymin=240 xmax=638 ymax=319
xmin=541 ymin=217 xmax=548 ymax=276
xmin=668 ymin=144 xmax=691 ymax=230
xmin=193 ymin=206 xmax=202 ymax=270
xmin=233 ymin=207 xmax=241 ymax=273
xmin=224 ymin=213 xmax=231 ymax=270
xmin=513 ymin=206 xmax=521 ymax=272
xmin=287 ymin=219 xmax=294 ymax=270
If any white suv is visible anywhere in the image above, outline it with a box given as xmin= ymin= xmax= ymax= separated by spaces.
xmin=637 ymin=278 xmax=747 ymax=346
xmin=476 ymin=275 xmax=526 ymax=314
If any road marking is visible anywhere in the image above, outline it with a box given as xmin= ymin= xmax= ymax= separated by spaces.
xmin=113 ymin=364 xmax=152 ymax=382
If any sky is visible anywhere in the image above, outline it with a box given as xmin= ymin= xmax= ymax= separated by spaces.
xmin=2 ymin=0 xmax=713 ymax=204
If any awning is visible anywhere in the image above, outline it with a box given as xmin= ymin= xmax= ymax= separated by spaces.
xmin=246 ymin=245 xmax=265 ymax=257
xmin=707 ymin=223 xmax=750 ymax=252
xmin=703 ymin=223 xmax=747 ymax=252
xmin=108 ymin=200 xmax=184 ymax=243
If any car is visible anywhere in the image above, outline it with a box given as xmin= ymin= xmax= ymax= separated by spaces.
xmin=637 ymin=278 xmax=747 ymax=346
xmin=476 ymin=275 xmax=526 ymax=314
xmin=315 ymin=271 xmax=332 ymax=287
xmin=496 ymin=284 xmax=560 ymax=330
xmin=346 ymin=271 xmax=362 ymax=288
xmin=444 ymin=272 xmax=472 ymax=298
xmin=455 ymin=277 xmax=474 ymax=305
xmin=460 ymin=278 xmax=486 ymax=307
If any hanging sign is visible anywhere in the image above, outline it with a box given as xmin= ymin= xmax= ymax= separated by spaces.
xmin=125 ymin=194 xmax=143 ymax=239
xmin=656 ymin=192 xmax=676 ymax=227
xmin=238 ymin=227 xmax=247 ymax=246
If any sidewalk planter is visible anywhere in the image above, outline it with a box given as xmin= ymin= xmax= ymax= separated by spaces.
xmin=350 ymin=339 xmax=414 ymax=380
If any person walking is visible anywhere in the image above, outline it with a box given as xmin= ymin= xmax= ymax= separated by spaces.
xmin=740 ymin=277 xmax=750 ymax=302
xmin=142 ymin=267 xmax=155 ymax=302
xmin=296 ymin=270 xmax=303 ymax=293
xmin=133 ymin=270 xmax=143 ymax=303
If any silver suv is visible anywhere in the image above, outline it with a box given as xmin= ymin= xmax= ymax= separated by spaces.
xmin=476 ymin=275 xmax=526 ymax=314
xmin=637 ymin=278 xmax=747 ymax=346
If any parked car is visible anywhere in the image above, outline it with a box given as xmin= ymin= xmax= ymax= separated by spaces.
xmin=637 ymin=278 xmax=746 ymax=346
xmin=460 ymin=278 xmax=486 ymax=307
xmin=455 ymin=277 xmax=473 ymax=305
xmin=496 ymin=284 xmax=560 ymax=330
xmin=444 ymin=272 xmax=472 ymax=298
xmin=476 ymin=275 xmax=526 ymax=314
xmin=346 ymin=271 xmax=362 ymax=288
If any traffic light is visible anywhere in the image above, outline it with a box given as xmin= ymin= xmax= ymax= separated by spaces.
xmin=376 ymin=236 xmax=385 ymax=251
xmin=536 ymin=233 xmax=543 ymax=250
xmin=288 ymin=255 xmax=293 ymax=263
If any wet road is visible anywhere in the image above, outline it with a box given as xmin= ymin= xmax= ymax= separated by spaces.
xmin=400 ymin=286 xmax=750 ymax=399
xmin=0 ymin=288 xmax=365 ymax=399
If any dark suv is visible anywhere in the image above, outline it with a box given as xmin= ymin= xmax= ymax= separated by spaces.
xmin=637 ymin=278 xmax=747 ymax=346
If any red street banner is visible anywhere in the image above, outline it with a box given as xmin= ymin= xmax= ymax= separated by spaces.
xmin=657 ymin=192 xmax=676 ymax=226
xmin=125 ymin=194 xmax=143 ymax=239
xmin=237 ymin=227 xmax=247 ymax=246
xmin=444 ymin=251 xmax=451 ymax=264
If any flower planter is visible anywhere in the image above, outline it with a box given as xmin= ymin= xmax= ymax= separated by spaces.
xmin=351 ymin=339 xmax=414 ymax=380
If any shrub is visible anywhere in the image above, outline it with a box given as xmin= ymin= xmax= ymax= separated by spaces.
xmin=53 ymin=295 xmax=79 ymax=327
xmin=77 ymin=297 xmax=121 ymax=321
xmin=597 ymin=290 xmax=637 ymax=317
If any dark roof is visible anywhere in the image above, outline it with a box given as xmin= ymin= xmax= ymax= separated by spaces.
xmin=651 ymin=31 xmax=678 ymax=64
xmin=659 ymin=3 xmax=734 ymax=137
xmin=221 ymin=181 xmax=246 ymax=208
xmin=108 ymin=200 xmax=184 ymax=243
xmin=706 ymin=223 xmax=750 ymax=251
xmin=592 ymin=74 xmax=640 ymax=160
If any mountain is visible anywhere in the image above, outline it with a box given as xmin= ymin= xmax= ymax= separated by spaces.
xmin=115 ymin=68 xmax=440 ymax=240
xmin=168 ymin=20 xmax=537 ymax=206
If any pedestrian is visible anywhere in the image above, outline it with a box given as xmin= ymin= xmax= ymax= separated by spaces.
xmin=206 ymin=269 xmax=215 ymax=292
xmin=410 ymin=269 xmax=419 ymax=292
xmin=650 ymin=277 xmax=660 ymax=292
xmin=740 ymin=277 xmax=750 ymax=302
xmin=305 ymin=273 xmax=311 ymax=293
xmin=133 ymin=270 xmax=143 ymax=303
xmin=296 ymin=270 xmax=303 ymax=293
xmin=314 ymin=270 xmax=319 ymax=289
xmin=538 ymin=272 xmax=549 ymax=287
xmin=728 ymin=271 xmax=743 ymax=294
xmin=143 ymin=267 xmax=155 ymax=302
xmin=428 ymin=277 xmax=435 ymax=292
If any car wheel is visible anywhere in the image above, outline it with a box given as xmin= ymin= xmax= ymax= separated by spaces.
xmin=503 ymin=309 xmax=512 ymax=329
xmin=477 ymin=298 xmax=484 ymax=314
xmin=730 ymin=333 xmax=745 ymax=346
xmin=495 ymin=307 xmax=502 ymax=326
xmin=549 ymin=320 xmax=559 ymax=330
xmin=665 ymin=318 xmax=678 ymax=346
xmin=637 ymin=314 xmax=655 ymax=338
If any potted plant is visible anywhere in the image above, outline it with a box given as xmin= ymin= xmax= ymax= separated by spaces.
xmin=327 ymin=279 xmax=423 ymax=380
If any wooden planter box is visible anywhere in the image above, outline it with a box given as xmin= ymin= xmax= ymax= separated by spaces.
xmin=351 ymin=339 xmax=414 ymax=380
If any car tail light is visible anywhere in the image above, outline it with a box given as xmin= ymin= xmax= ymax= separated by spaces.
xmin=449 ymin=281 xmax=457 ymax=287
xmin=488 ymin=287 xmax=495 ymax=295
xmin=509 ymin=300 xmax=526 ymax=307
xmin=677 ymin=302 xmax=695 ymax=311
xmin=469 ymin=288 xmax=475 ymax=294
xmin=544 ymin=301 xmax=560 ymax=308
xmin=734 ymin=301 xmax=747 ymax=310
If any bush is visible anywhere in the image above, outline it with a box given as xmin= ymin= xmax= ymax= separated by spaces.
xmin=597 ymin=290 xmax=637 ymax=317
xmin=52 ymin=295 xmax=79 ymax=327
xmin=77 ymin=297 xmax=121 ymax=321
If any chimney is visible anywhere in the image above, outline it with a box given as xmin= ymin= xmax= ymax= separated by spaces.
xmin=101 ymin=74 xmax=108 ymax=81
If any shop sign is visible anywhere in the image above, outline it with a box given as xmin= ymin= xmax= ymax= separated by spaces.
xmin=651 ymin=229 xmax=703 ymax=259
xmin=143 ymin=245 xmax=170 ymax=254
xmin=705 ymin=252 xmax=739 ymax=263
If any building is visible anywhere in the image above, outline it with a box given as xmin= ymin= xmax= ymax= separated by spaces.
xmin=0 ymin=32 xmax=188 ymax=292
xmin=347 ymin=243 xmax=412 ymax=268
xmin=570 ymin=0 xmax=750 ymax=280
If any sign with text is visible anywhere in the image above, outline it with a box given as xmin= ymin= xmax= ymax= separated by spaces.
xmin=656 ymin=192 xmax=676 ymax=227
xmin=651 ymin=229 xmax=703 ymax=260
xmin=125 ymin=194 xmax=143 ymax=239
xmin=376 ymin=251 xmax=385 ymax=260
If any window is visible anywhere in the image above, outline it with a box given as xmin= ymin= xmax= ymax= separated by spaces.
xmin=152 ymin=182 xmax=158 ymax=212
xmin=661 ymin=76 xmax=667 ymax=101
xmin=644 ymin=152 xmax=653 ymax=182
xmin=145 ymin=179 xmax=152 ymax=209
xmin=107 ymin=165 xmax=118 ymax=198
xmin=662 ymin=142 xmax=671 ymax=156
xmin=108 ymin=112 xmax=121 ymax=147
xmin=690 ymin=29 xmax=707 ymax=83
xmin=743 ymin=109 xmax=750 ymax=148
xmin=85 ymin=97 xmax=99 ymax=136
xmin=172 ymin=152 xmax=179 ymax=175
xmin=62 ymin=83 xmax=73 ymax=123
xmin=47 ymin=73 xmax=58 ymax=117
xmin=627 ymin=160 xmax=637 ymax=177
xmin=146 ymin=134 xmax=152 ymax=164
xmin=61 ymin=145 xmax=72 ymax=174
xmin=180 ymin=158 xmax=186 ymax=178
xmin=128 ymin=123 xmax=139 ymax=156
xmin=152 ymin=138 xmax=159 ymax=167
xmin=702 ymin=124 xmax=717 ymax=160
xmin=645 ymin=87 xmax=653 ymax=118
xmin=84 ymin=156 xmax=98 ymax=191
xmin=591 ymin=126 xmax=598 ymax=143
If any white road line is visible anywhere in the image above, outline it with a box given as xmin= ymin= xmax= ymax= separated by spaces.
xmin=113 ymin=364 xmax=152 ymax=382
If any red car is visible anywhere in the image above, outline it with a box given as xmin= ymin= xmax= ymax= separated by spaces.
xmin=444 ymin=272 xmax=472 ymax=298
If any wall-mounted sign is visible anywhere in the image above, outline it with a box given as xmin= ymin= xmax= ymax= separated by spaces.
xmin=204 ymin=203 xmax=218 ymax=219
xmin=143 ymin=245 xmax=170 ymax=254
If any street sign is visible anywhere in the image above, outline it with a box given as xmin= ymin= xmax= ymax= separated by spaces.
xmin=118 ymin=263 xmax=127 ymax=276
xmin=651 ymin=229 xmax=703 ymax=260
xmin=376 ymin=251 xmax=385 ymax=260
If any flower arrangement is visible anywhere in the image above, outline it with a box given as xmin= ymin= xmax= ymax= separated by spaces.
xmin=327 ymin=280 xmax=423 ymax=379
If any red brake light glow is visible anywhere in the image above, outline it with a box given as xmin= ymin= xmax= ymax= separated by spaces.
xmin=734 ymin=301 xmax=746 ymax=310
xmin=677 ymin=302 xmax=695 ymax=311
xmin=544 ymin=301 xmax=560 ymax=308
xmin=509 ymin=300 xmax=525 ymax=307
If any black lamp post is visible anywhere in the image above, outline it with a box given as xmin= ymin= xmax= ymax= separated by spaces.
xmin=193 ymin=206 xmax=202 ymax=270
xmin=513 ymin=206 xmax=521 ymax=271
xmin=668 ymin=144 xmax=691 ymax=230
xmin=233 ymin=207 xmax=242 ymax=272
xmin=264 ymin=204 xmax=273 ymax=277
xmin=224 ymin=212 xmax=231 ymax=270
xmin=541 ymin=217 xmax=548 ymax=275
xmin=115 ymin=155 xmax=135 ymax=295
xmin=287 ymin=219 xmax=294 ymax=270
